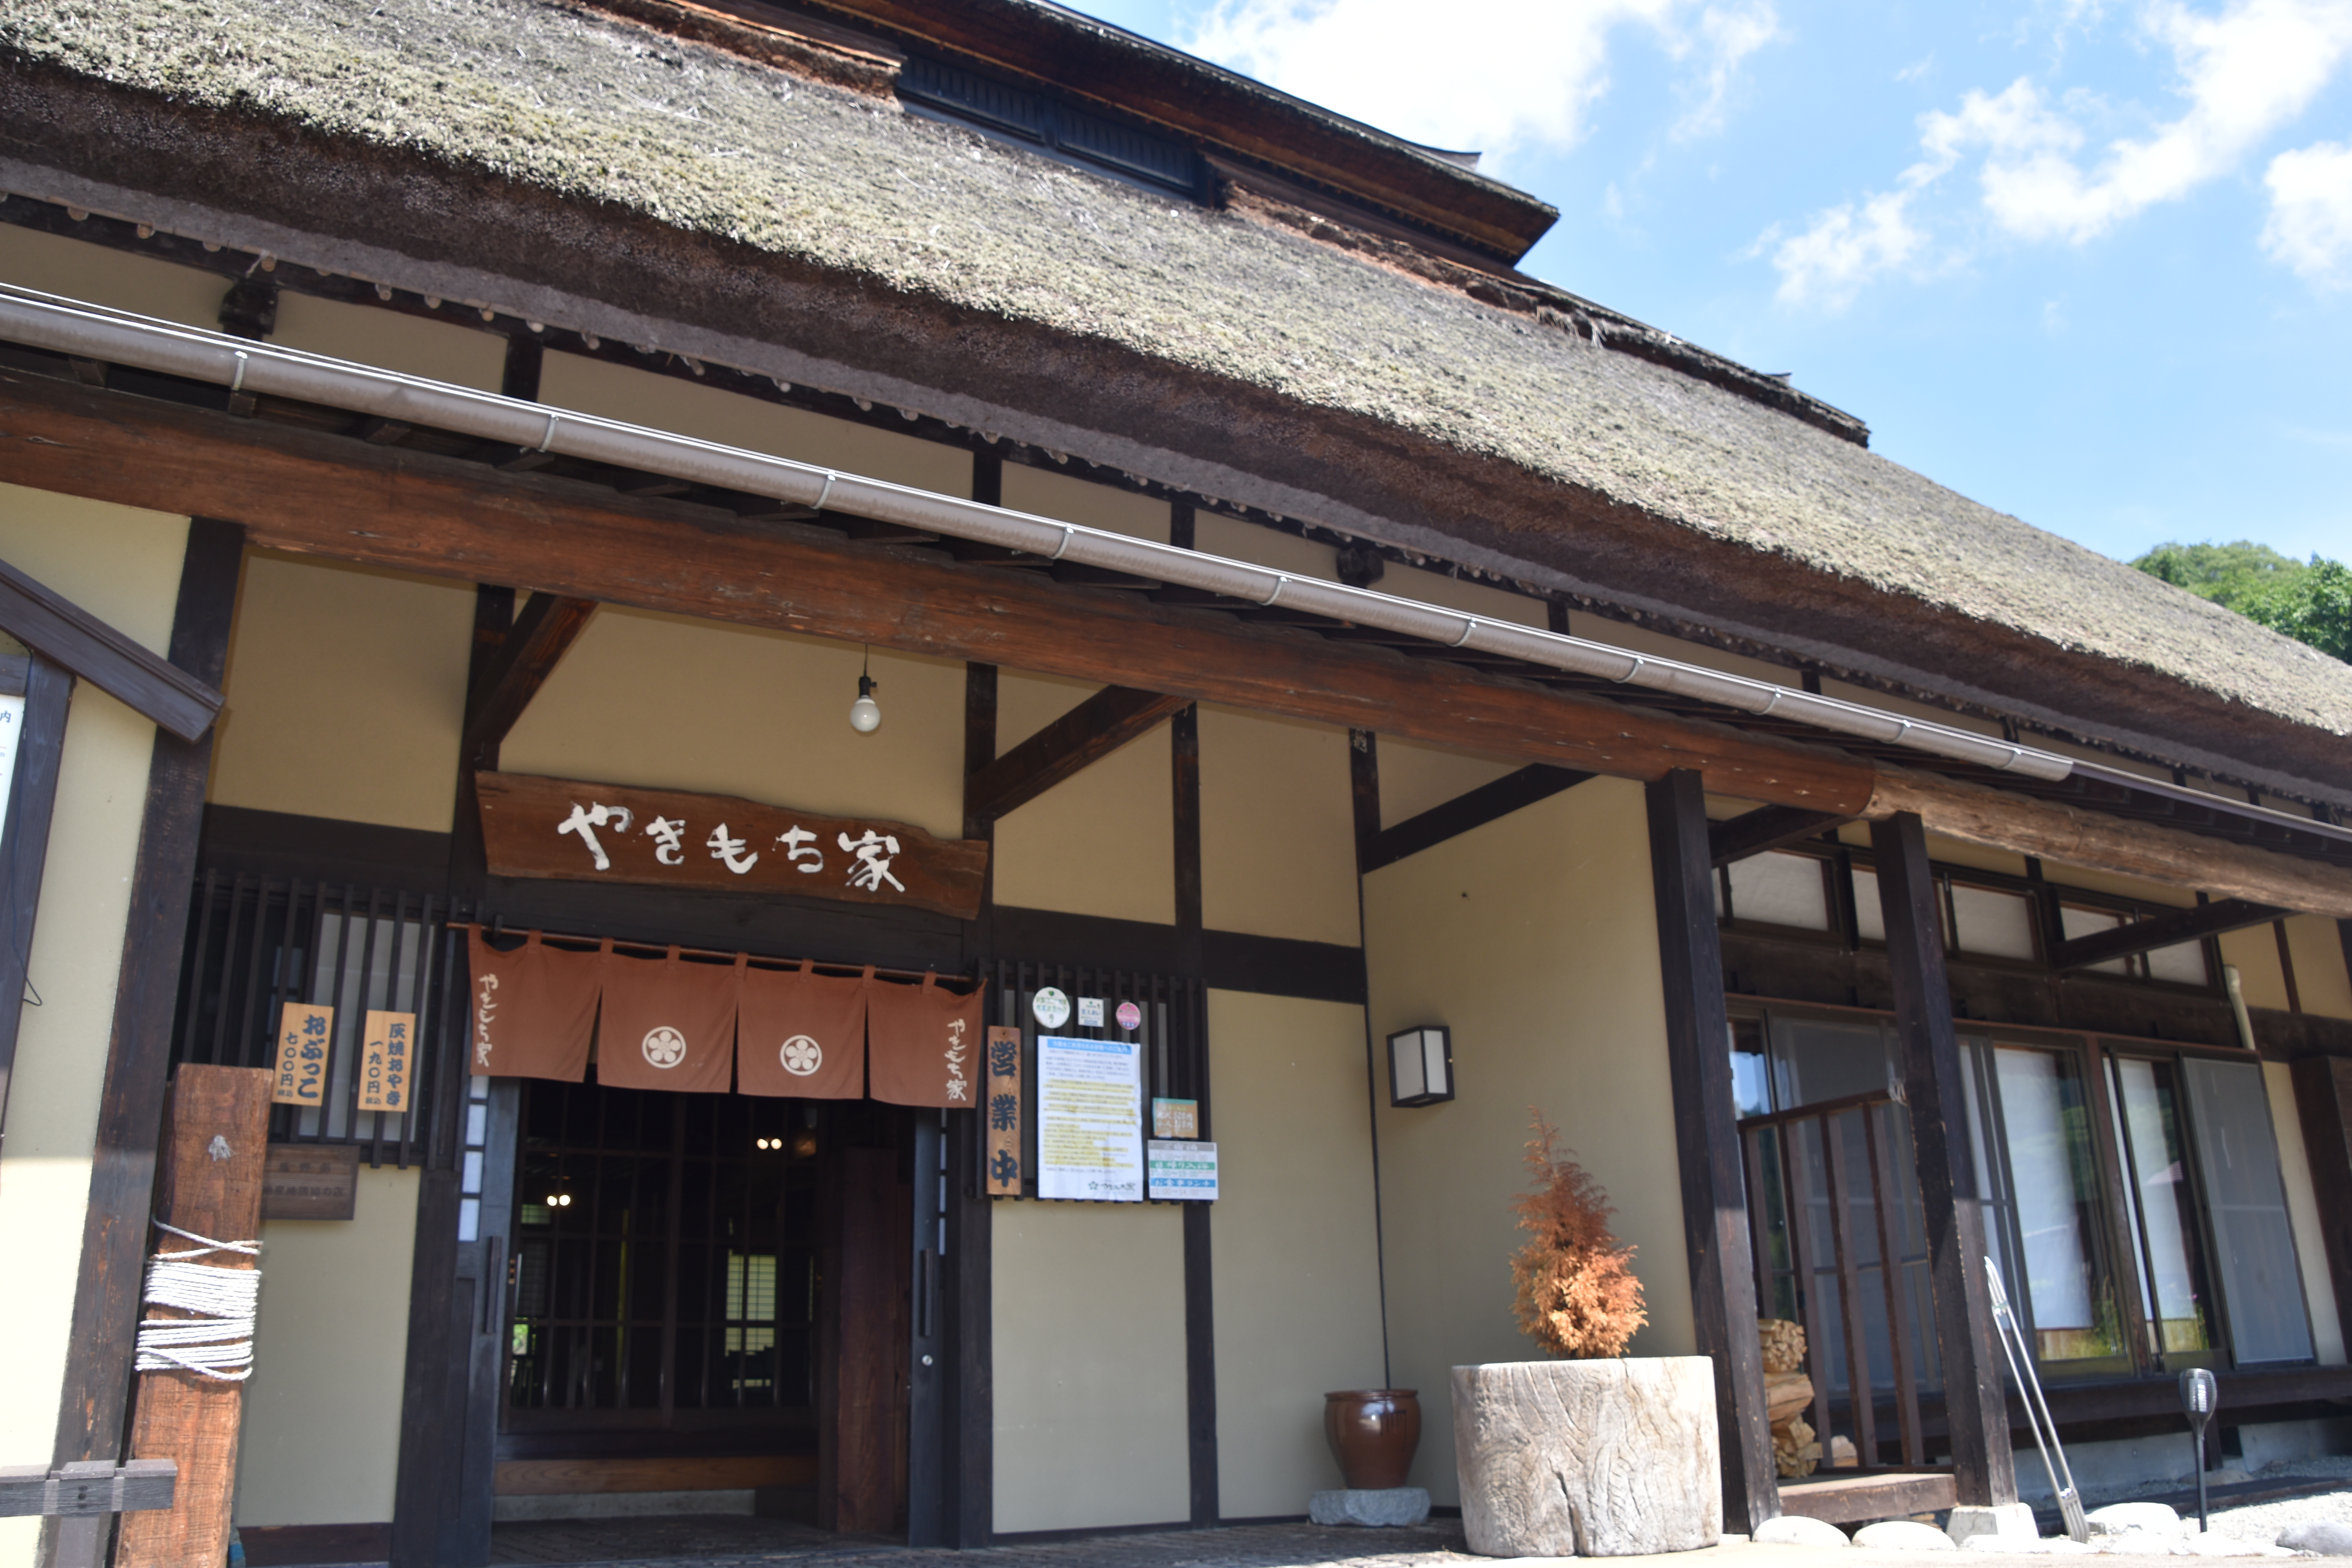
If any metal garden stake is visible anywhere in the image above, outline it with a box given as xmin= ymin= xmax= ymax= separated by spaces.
xmin=1986 ymin=1257 xmax=2088 ymax=1543
xmin=2180 ymin=1367 xmax=2217 ymax=1533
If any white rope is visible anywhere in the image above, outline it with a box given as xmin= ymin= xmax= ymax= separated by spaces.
xmin=134 ymin=1220 xmax=261 ymax=1382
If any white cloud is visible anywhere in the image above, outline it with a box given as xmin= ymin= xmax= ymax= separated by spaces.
xmin=2263 ymin=139 xmax=2352 ymax=281
xmin=1764 ymin=0 xmax=2352 ymax=307
xmin=1182 ymin=0 xmax=1776 ymax=169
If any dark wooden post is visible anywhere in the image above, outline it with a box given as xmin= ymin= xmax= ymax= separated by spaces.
xmin=47 ymin=518 xmax=243 ymax=1568
xmin=0 ymin=651 xmax=74 ymax=1158
xmin=1645 ymin=769 xmax=1778 ymax=1532
xmin=2290 ymin=1056 xmax=2352 ymax=1358
xmin=1871 ymin=811 xmax=2017 ymax=1505
xmin=1171 ymin=702 xmax=1219 ymax=1527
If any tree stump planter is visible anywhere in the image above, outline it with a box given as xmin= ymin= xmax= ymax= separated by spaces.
xmin=1452 ymin=1357 xmax=1720 ymax=1558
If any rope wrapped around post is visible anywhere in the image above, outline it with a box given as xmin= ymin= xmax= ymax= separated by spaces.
xmin=132 ymin=1220 xmax=261 ymax=1382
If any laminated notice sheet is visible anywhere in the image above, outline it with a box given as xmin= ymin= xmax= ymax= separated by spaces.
xmin=1036 ymin=1035 xmax=1142 ymax=1202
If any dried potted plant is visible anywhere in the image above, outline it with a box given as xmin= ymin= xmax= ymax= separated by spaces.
xmin=1454 ymin=1112 xmax=1721 ymax=1558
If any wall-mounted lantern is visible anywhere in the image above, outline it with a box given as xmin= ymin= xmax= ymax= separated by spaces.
xmin=1388 ymin=1025 xmax=1454 ymax=1108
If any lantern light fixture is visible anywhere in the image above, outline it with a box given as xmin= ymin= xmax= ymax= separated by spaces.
xmin=849 ymin=646 xmax=882 ymax=733
xmin=1387 ymin=1025 xmax=1454 ymax=1108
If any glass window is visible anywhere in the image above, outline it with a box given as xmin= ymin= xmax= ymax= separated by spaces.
xmin=1951 ymin=884 xmax=2037 ymax=960
xmin=2145 ymin=940 xmax=2210 ymax=987
xmin=1726 ymin=852 xmax=1831 ymax=930
xmin=1991 ymin=1045 xmax=2125 ymax=1368
xmin=1771 ymin=1016 xmax=1894 ymax=1108
xmin=2108 ymin=1056 xmax=2216 ymax=1364
xmin=2058 ymin=905 xmax=2131 ymax=975
xmin=1853 ymin=868 xmax=1886 ymax=943
xmin=2182 ymin=1058 xmax=2314 ymax=1365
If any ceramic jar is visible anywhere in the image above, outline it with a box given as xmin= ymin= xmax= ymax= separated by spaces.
xmin=1323 ymin=1387 xmax=1421 ymax=1490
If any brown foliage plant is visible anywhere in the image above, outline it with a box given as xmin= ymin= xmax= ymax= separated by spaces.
xmin=1510 ymin=1110 xmax=1647 ymax=1358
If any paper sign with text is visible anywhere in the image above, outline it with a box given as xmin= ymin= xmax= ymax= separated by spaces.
xmin=1147 ymin=1140 xmax=1218 ymax=1201
xmin=1036 ymin=1035 xmax=1140 ymax=1202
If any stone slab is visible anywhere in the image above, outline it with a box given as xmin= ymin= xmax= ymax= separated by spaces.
xmin=1308 ymin=1488 xmax=1431 ymax=1528
xmin=1451 ymin=1357 xmax=1719 ymax=1558
xmin=1953 ymin=1502 xmax=2044 ymax=1547
xmin=1753 ymin=1514 xmax=1851 ymax=1549
xmin=1852 ymin=1519 xmax=1956 ymax=1550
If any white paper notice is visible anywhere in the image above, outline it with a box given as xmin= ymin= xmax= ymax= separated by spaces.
xmin=1036 ymin=1035 xmax=1142 ymax=1201
xmin=1147 ymin=1140 xmax=1217 ymax=1201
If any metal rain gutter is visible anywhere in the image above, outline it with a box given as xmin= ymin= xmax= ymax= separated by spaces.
xmin=0 ymin=283 xmax=2071 ymax=782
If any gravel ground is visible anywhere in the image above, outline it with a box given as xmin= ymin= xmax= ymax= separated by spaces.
xmin=2201 ymin=1475 xmax=2352 ymax=1545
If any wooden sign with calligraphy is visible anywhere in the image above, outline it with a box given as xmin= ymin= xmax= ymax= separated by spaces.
xmin=984 ymin=1025 xmax=1022 ymax=1196
xmin=272 ymin=1002 xmax=333 ymax=1108
xmin=477 ymin=771 xmax=990 ymax=920
xmin=260 ymin=1142 xmax=359 ymax=1220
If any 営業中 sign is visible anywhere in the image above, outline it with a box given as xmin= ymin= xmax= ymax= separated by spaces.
xmin=1037 ymin=1035 xmax=1140 ymax=1202
xmin=984 ymin=1025 xmax=1022 ymax=1196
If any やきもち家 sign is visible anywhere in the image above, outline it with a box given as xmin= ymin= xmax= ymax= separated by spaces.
xmin=476 ymin=772 xmax=989 ymax=920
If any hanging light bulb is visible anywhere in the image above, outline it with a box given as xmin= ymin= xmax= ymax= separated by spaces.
xmin=849 ymin=646 xmax=881 ymax=733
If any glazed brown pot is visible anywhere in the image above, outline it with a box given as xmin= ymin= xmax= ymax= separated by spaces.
xmin=1324 ymin=1388 xmax=1421 ymax=1490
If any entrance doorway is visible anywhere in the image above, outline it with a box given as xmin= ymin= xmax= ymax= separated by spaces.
xmin=499 ymin=1078 xmax=914 ymax=1534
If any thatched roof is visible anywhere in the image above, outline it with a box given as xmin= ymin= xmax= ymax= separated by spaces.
xmin=2 ymin=0 xmax=2347 ymax=794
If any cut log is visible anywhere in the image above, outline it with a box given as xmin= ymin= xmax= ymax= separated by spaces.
xmin=1758 ymin=1317 xmax=1807 ymax=1376
xmin=114 ymin=1065 xmax=272 ymax=1568
xmin=1765 ymin=1369 xmax=1815 ymax=1428
xmin=1452 ymin=1358 xmax=1720 ymax=1557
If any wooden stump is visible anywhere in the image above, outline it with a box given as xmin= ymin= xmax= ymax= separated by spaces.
xmin=114 ymin=1065 xmax=272 ymax=1568
xmin=1452 ymin=1358 xmax=1720 ymax=1558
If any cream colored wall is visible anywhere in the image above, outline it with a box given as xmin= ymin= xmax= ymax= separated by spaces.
xmin=1199 ymin=706 xmax=1358 ymax=947
xmin=1001 ymin=466 xmax=1169 ymax=543
xmin=2220 ymin=924 xmax=2295 ymax=1013
xmin=2284 ymin=916 xmax=2352 ymax=1021
xmin=502 ymin=607 xmax=967 ymax=844
xmin=1382 ymin=565 xmax=1546 ymax=628
xmin=2265 ymin=1063 xmax=2347 ymax=1365
xmin=1363 ymin=774 xmax=1693 ymax=1505
xmin=209 ymin=551 xmax=477 ymax=833
xmin=1576 ymin=610 xmax=1802 ymax=688
xmin=992 ymin=1201 xmax=1189 ymax=1532
xmin=991 ymin=671 xmax=1172 ymax=923
xmin=0 ymin=223 xmax=224 ymax=328
xmin=1206 ymin=990 xmax=1386 ymax=1515
xmin=1192 ymin=512 xmax=1334 ymax=579
xmin=1375 ymin=736 xmax=1518 ymax=831
xmin=271 ymin=291 xmax=508 ymax=391
xmin=0 ymin=488 xmax=187 ymax=1564
xmin=540 ymin=352 xmax=970 ymax=497
xmin=234 ymin=1167 xmax=422 ymax=1526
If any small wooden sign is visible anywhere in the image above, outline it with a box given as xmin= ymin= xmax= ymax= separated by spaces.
xmin=272 ymin=1002 xmax=334 ymax=1108
xmin=984 ymin=1025 xmax=1022 ymax=1196
xmin=358 ymin=1010 xmax=416 ymax=1113
xmin=477 ymin=771 xmax=989 ymax=920
xmin=260 ymin=1143 xmax=359 ymax=1221
xmin=1152 ymin=1097 xmax=1199 ymax=1140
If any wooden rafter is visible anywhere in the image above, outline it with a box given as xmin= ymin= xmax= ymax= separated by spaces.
xmin=2050 ymin=896 xmax=2287 ymax=973
xmin=1708 ymin=804 xmax=1850 ymax=866
xmin=0 ymin=371 xmax=1876 ymax=814
xmin=1358 ymin=764 xmax=1593 ymax=873
xmin=460 ymin=591 xmax=600 ymax=759
xmin=964 ymin=685 xmax=1189 ymax=824
xmin=0 ymin=554 xmax=222 ymax=741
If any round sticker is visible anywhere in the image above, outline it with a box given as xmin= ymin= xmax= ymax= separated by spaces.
xmin=780 ymin=1035 xmax=823 ymax=1076
xmin=1116 ymin=1000 xmax=1143 ymax=1032
xmin=1032 ymin=986 xmax=1072 ymax=1029
xmin=641 ymin=1025 xmax=687 ymax=1069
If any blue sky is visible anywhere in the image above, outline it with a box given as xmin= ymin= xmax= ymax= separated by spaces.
xmin=1073 ymin=0 xmax=2352 ymax=566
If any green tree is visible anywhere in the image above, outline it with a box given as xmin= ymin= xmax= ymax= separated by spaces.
xmin=2131 ymin=542 xmax=2352 ymax=663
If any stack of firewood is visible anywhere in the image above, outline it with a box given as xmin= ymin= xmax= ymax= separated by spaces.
xmin=1759 ymin=1318 xmax=1819 ymax=1478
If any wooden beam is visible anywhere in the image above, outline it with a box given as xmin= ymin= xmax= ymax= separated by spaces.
xmin=1867 ymin=767 xmax=2352 ymax=920
xmin=2052 ymin=897 xmax=2288 ymax=972
xmin=964 ymin=685 xmax=1188 ymax=823
xmin=1871 ymin=811 xmax=2018 ymax=1508
xmin=1359 ymin=764 xmax=1595 ymax=873
xmin=0 ymin=552 xmax=223 ymax=742
xmin=2291 ymin=1057 xmax=2352 ymax=1363
xmin=1645 ymin=769 xmax=1779 ymax=1534
xmin=460 ymin=592 xmax=599 ymax=758
xmin=0 ymin=653 xmax=73 ymax=1158
xmin=48 ymin=517 xmax=244 ymax=1568
xmin=0 ymin=372 xmax=1877 ymax=815
xmin=114 ymin=1064 xmax=273 ymax=1568
xmin=1710 ymin=804 xmax=1849 ymax=866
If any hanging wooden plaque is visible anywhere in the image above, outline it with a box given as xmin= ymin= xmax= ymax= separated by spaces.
xmin=984 ymin=1025 xmax=1022 ymax=1197
xmin=272 ymin=1002 xmax=333 ymax=1108
xmin=475 ymin=771 xmax=989 ymax=920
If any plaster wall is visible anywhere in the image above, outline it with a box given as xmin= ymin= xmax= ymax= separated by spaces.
xmin=1362 ymin=774 xmax=1693 ymax=1506
xmin=0 ymin=488 xmax=187 ymax=1565
xmin=233 ymin=1166 xmax=422 ymax=1526
xmin=2220 ymin=924 xmax=2295 ymax=1013
xmin=539 ymin=351 xmax=970 ymax=499
xmin=991 ymin=671 xmax=1172 ymax=924
xmin=271 ymin=290 xmax=507 ymax=391
xmin=991 ymin=1200 xmax=1189 ymax=1533
xmin=1000 ymin=465 xmax=1169 ymax=543
xmin=1373 ymin=736 xmax=1517 ymax=832
xmin=2283 ymin=915 xmax=2352 ymax=1020
xmin=209 ymin=551 xmax=476 ymax=832
xmin=0 ymin=222 xmax=224 ymax=328
xmin=503 ymin=607 xmax=967 ymax=844
xmin=1205 ymin=989 xmax=1385 ymax=1518
xmin=1199 ymin=706 xmax=1358 ymax=947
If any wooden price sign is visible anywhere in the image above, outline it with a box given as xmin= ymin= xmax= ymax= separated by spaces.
xmin=357 ymin=1010 xmax=416 ymax=1113
xmin=272 ymin=1002 xmax=333 ymax=1107
xmin=984 ymin=1025 xmax=1022 ymax=1196
xmin=477 ymin=772 xmax=989 ymax=920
